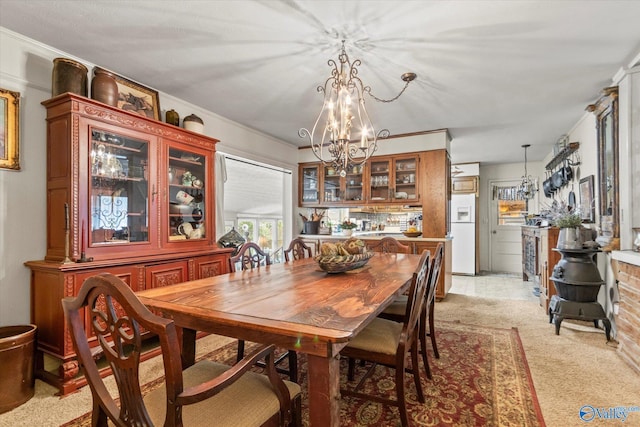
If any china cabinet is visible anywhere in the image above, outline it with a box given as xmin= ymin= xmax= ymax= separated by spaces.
xmin=25 ymin=94 xmax=232 ymax=395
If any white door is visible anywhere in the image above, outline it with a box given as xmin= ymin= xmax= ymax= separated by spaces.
xmin=489 ymin=180 xmax=527 ymax=273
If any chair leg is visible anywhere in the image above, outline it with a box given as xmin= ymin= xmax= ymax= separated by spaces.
xmin=428 ymin=302 xmax=439 ymax=359
xmin=419 ymin=307 xmax=432 ymax=380
xmin=411 ymin=340 xmax=425 ymax=403
xmin=395 ymin=357 xmax=409 ymax=427
xmin=236 ymin=339 xmax=245 ymax=363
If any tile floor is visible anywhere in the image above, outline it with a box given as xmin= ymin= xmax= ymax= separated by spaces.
xmin=450 ymin=272 xmax=540 ymax=301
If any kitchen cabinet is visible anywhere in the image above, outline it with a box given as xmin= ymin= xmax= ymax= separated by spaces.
xmin=299 ymin=163 xmax=320 ymax=205
xmin=452 ymin=176 xmax=478 ymax=194
xmin=413 ymin=239 xmax=452 ymax=299
xmin=368 ymin=154 xmax=420 ymax=203
xmin=26 ymin=93 xmax=232 ymax=395
xmin=297 ymin=149 xmax=450 ymax=238
xmin=319 ymin=164 xmax=365 ymax=204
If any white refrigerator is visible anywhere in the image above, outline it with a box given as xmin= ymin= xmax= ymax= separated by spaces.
xmin=451 ymin=193 xmax=476 ymax=275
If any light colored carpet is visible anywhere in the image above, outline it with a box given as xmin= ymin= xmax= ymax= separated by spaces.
xmin=438 ymin=292 xmax=640 ymax=427
xmin=1 ymin=291 xmax=638 ymax=426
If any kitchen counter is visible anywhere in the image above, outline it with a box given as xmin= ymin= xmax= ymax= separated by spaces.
xmin=298 ymin=233 xmax=452 ymax=299
xmin=299 ymin=233 xmax=451 ymax=242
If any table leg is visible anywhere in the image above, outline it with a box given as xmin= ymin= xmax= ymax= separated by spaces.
xmin=306 ymin=354 xmax=341 ymax=426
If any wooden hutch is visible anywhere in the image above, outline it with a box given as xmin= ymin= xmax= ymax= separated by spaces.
xmin=25 ymin=94 xmax=232 ymax=394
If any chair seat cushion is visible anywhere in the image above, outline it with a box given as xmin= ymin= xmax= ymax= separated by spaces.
xmin=346 ymin=318 xmax=403 ymax=355
xmin=145 ymin=360 xmax=301 ymax=426
xmin=381 ymin=294 xmax=408 ymax=317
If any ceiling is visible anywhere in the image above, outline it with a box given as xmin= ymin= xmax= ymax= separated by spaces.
xmin=2 ymin=0 xmax=640 ymax=165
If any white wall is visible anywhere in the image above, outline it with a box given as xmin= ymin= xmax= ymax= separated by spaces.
xmin=0 ymin=27 xmax=299 ymax=326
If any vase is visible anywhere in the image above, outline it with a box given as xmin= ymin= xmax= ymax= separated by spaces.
xmin=165 ymin=109 xmax=180 ymax=126
xmin=52 ymin=58 xmax=88 ymax=97
xmin=343 ymin=229 xmax=353 ymax=237
xmin=183 ymin=114 xmax=204 ymax=133
xmin=557 ymin=227 xmax=581 ymax=249
xmin=91 ymin=69 xmax=119 ymax=107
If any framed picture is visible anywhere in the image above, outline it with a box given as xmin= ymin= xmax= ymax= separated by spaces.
xmin=0 ymin=88 xmax=20 ymax=170
xmin=96 ymin=67 xmax=160 ymax=121
xmin=579 ymin=175 xmax=595 ymax=223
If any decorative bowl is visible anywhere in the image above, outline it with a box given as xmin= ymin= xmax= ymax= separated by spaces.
xmin=314 ymin=251 xmax=374 ymax=273
xmin=403 ymin=231 xmax=422 ymax=238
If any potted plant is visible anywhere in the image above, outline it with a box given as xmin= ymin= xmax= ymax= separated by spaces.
xmin=341 ymin=220 xmax=358 ymax=236
xmin=547 ymin=200 xmax=583 ymax=249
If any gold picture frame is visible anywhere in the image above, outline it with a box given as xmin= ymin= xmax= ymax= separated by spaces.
xmin=0 ymin=88 xmax=20 ymax=170
xmin=95 ymin=67 xmax=160 ymax=121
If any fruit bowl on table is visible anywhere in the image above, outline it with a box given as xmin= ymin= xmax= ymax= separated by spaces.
xmin=402 ymin=231 xmax=422 ymax=238
xmin=314 ymin=250 xmax=374 ymax=273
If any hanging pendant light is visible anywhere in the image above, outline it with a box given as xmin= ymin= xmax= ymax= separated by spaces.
xmin=299 ymin=40 xmax=416 ymax=177
xmin=518 ymin=144 xmax=538 ymax=200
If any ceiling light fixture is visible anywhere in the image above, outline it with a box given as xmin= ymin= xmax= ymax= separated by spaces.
xmin=299 ymin=40 xmax=416 ymax=177
xmin=518 ymin=144 xmax=537 ymax=200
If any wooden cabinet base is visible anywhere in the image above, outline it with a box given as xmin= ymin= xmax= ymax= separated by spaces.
xmin=25 ymin=250 xmax=231 ymax=395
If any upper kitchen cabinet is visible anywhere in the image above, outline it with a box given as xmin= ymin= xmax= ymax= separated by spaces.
xmin=41 ymin=93 xmax=219 ymax=262
xmin=421 ymin=149 xmax=451 ymax=237
xmin=369 ymin=154 xmax=420 ymax=203
xmin=299 ymin=163 xmax=321 ymax=206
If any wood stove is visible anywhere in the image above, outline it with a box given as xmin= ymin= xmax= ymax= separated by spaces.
xmin=549 ymin=248 xmax=611 ymax=341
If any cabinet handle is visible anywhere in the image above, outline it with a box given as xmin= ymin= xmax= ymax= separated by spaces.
xmin=152 ymin=184 xmax=157 ymax=202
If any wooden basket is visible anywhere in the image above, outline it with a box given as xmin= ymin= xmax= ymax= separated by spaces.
xmin=314 ymin=251 xmax=374 ymax=273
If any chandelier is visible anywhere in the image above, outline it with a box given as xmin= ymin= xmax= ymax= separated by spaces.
xmin=298 ymin=40 xmax=416 ymax=177
xmin=518 ymin=144 xmax=538 ymax=200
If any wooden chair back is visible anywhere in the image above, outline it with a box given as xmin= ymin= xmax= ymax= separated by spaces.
xmin=403 ymin=250 xmax=431 ymax=345
xmin=283 ymin=238 xmax=313 ymax=262
xmin=62 ymin=273 xmax=298 ymax=427
xmin=367 ymin=237 xmax=412 ymax=254
xmin=230 ymin=242 xmax=272 ymax=272
xmin=425 ymin=243 xmax=444 ymax=307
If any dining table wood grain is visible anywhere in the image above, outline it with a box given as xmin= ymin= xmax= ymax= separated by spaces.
xmin=136 ymin=252 xmax=422 ymax=426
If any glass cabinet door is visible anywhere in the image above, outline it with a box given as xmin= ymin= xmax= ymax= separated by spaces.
xmin=344 ymin=164 xmax=364 ymax=203
xmin=301 ymin=165 xmax=320 ymax=204
xmin=322 ymin=165 xmax=342 ymax=203
xmin=90 ymin=129 xmax=150 ymax=245
xmin=167 ymin=147 xmax=207 ymax=241
xmin=393 ymin=157 xmax=418 ymax=202
xmin=369 ymin=159 xmax=391 ymax=202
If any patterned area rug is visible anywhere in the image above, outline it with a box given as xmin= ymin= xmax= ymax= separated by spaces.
xmin=62 ymin=321 xmax=544 ymax=426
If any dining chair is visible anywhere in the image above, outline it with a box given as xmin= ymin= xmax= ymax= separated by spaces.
xmin=62 ymin=273 xmax=301 ymax=427
xmin=229 ymin=242 xmax=272 ymax=272
xmin=366 ymin=236 xmax=412 ymax=254
xmin=378 ymin=243 xmax=444 ymax=379
xmin=283 ymin=238 xmax=313 ymax=262
xmin=230 ymin=242 xmax=298 ymax=383
xmin=340 ymin=250 xmax=431 ymax=427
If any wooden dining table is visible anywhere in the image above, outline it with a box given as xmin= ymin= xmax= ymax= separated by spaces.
xmin=136 ymin=252 xmax=422 ymax=426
